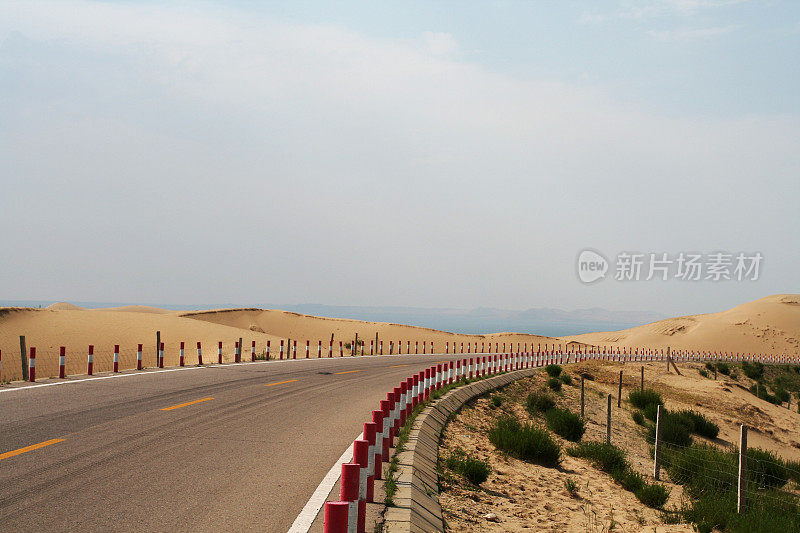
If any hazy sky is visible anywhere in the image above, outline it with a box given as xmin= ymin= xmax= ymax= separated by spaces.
xmin=1 ymin=0 xmax=798 ymax=316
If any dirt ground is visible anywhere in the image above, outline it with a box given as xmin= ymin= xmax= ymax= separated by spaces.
xmin=439 ymin=359 xmax=800 ymax=532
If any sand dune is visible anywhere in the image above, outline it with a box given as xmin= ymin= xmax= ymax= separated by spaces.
xmin=0 ymin=306 xmax=559 ymax=382
xmin=562 ymin=294 xmax=800 ymax=354
xmin=2 ymin=295 xmax=796 ymax=383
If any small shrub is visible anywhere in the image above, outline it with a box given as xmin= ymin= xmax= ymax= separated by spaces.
xmin=747 ymin=447 xmax=789 ymax=489
xmin=559 ymin=373 xmax=572 ymax=385
xmin=489 ymin=415 xmax=561 ymax=467
xmin=635 ymin=483 xmax=670 ymax=508
xmin=674 ymin=410 xmax=719 ymax=439
xmin=775 ymin=387 xmax=790 ymax=404
xmin=613 ymin=467 xmax=644 ymax=492
xmin=545 ymin=364 xmax=562 ymax=378
xmin=704 ymin=362 xmax=715 ymax=372
xmin=526 ymin=391 xmax=555 ymax=415
xmin=749 ymin=383 xmax=780 ymax=405
xmin=545 ymin=407 xmax=586 ymax=442
xmin=742 ymin=361 xmax=765 ymax=380
xmin=564 ymin=477 xmax=578 ymax=496
xmin=628 ymin=389 xmax=663 ymax=410
xmin=699 ymin=369 xmax=709 ymax=378
xmin=445 ymin=448 xmax=491 ymax=485
xmin=648 ymin=412 xmax=693 ymax=448
xmin=632 ymin=411 xmax=645 ymax=426
xmin=730 ymin=370 xmax=738 ymax=381
xmin=662 ymin=443 xmax=737 ymax=494
xmin=643 ymin=403 xmax=660 ymax=422
xmin=491 ymin=394 xmax=503 ymax=408
xmin=547 ymin=377 xmax=562 ymax=392
xmin=567 ymin=442 xmax=627 ymax=473
xmin=716 ymin=362 xmax=730 ymax=375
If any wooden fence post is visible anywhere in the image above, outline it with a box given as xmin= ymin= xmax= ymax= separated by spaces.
xmin=738 ymin=424 xmax=748 ymax=513
xmin=19 ymin=335 xmax=28 ymax=381
xmin=618 ymin=370 xmax=623 ymax=408
xmin=606 ymin=394 xmax=612 ymax=444
xmin=654 ymin=405 xmax=663 ymax=480
xmin=581 ymin=376 xmax=585 ymax=419
xmin=156 ymin=330 xmax=161 ymax=368
xmin=640 ymin=366 xmax=644 ymax=392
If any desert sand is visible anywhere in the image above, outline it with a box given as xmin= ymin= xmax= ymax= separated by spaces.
xmin=1 ymin=294 xmax=797 ymax=383
xmin=440 ymin=357 xmax=800 ymax=532
xmin=562 ymin=294 xmax=800 ymax=355
xmin=0 ymin=304 xmax=556 ymax=382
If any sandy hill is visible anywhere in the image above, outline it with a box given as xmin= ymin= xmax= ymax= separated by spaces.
xmin=562 ymin=294 xmax=800 ymax=355
xmin=0 ymin=305 xmax=559 ymax=382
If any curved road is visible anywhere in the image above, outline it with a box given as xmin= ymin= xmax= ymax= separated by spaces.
xmin=0 ymin=354 xmax=467 ymax=532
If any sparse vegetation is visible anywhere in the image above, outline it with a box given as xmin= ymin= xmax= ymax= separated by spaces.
xmin=567 ymin=442 xmax=669 ymax=508
xmin=628 ymin=388 xmax=663 ymax=410
xmin=545 ymin=364 xmax=562 ymax=378
xmin=564 ymin=477 xmax=578 ymax=497
xmin=546 ymin=377 xmax=562 ymax=392
xmin=699 ymin=369 xmax=710 ymax=378
xmin=445 ymin=448 xmax=491 ymax=485
xmin=488 ymin=415 xmax=561 ymax=467
xmin=559 ymin=373 xmax=572 ymax=385
xmin=632 ymin=410 xmax=645 ymax=426
xmin=545 ymin=407 xmax=585 ymax=442
xmin=526 ymin=391 xmax=555 ymax=414
xmin=490 ymin=394 xmax=503 ymax=408
xmin=742 ymin=361 xmax=765 ymax=380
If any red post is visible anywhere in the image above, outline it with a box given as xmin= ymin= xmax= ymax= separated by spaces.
xmin=280 ymin=340 xmax=284 ymax=360
xmin=87 ymin=345 xmax=94 ymax=375
xmin=114 ymin=344 xmax=120 ymax=372
xmin=306 ymin=340 xmax=310 ymax=359
xmin=234 ymin=341 xmax=240 ymax=363
xmin=372 ymin=410 xmax=385 ymax=472
xmin=266 ymin=340 xmax=270 ymax=360
xmin=137 ymin=343 xmax=143 ymax=370
xmin=218 ymin=341 xmax=223 ymax=364
xmin=339 ymin=341 xmax=343 ymax=357
xmin=159 ymin=342 xmax=165 ymax=368
xmin=178 ymin=342 xmax=184 ymax=368
xmin=380 ymin=400 xmax=391 ymax=461
xmin=354 ymin=438 xmax=373 ymax=504
xmin=323 ymin=501 xmax=350 ymax=533
xmin=318 ymin=340 xmax=322 ymax=358
xmin=293 ymin=340 xmax=297 ymax=359
xmin=197 ymin=342 xmax=203 ymax=365
xmin=28 ymin=347 xmax=36 ymax=382
xmin=252 ymin=340 xmax=256 ymax=362
xmin=329 ymin=339 xmax=333 ymax=358
xmin=59 ymin=346 xmax=66 ymax=378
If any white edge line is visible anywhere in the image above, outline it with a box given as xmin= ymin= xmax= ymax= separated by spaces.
xmin=287 ymin=432 xmax=362 ymax=533
xmin=0 ymin=353 xmax=441 ymax=394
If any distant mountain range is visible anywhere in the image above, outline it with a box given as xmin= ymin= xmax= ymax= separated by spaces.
xmin=0 ymin=300 xmax=663 ymax=337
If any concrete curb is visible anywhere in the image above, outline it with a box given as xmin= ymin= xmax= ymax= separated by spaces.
xmin=383 ymin=368 xmax=539 ymax=533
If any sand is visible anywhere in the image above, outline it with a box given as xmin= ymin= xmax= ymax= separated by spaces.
xmin=0 ymin=305 xmax=558 ymax=382
xmin=561 ymin=294 xmax=800 ymax=355
xmin=440 ymin=356 xmax=800 ymax=532
xmin=1 ymin=294 xmax=797 ymax=383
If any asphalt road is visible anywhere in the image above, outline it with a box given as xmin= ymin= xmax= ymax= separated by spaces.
xmin=0 ymin=354 xmax=467 ymax=532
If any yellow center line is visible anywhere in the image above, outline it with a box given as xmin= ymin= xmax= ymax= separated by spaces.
xmin=333 ymin=370 xmax=361 ymax=375
xmin=390 ymin=364 xmax=409 ymax=368
xmin=0 ymin=438 xmax=66 ymax=461
xmin=160 ymin=397 xmax=214 ymax=411
xmin=265 ymin=379 xmax=298 ymax=387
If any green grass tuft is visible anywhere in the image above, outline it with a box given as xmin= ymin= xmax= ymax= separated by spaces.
xmin=488 ymin=415 xmax=561 ymax=467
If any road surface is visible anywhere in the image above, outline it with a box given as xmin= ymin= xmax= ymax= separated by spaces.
xmin=0 ymin=354 xmax=473 ymax=532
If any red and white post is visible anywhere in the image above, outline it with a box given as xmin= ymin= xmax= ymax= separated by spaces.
xmin=88 ymin=345 xmax=94 ymax=375
xmin=114 ymin=344 xmax=121 ymax=372
xmin=218 ymin=341 xmax=223 ymax=364
xmin=28 ymin=347 xmax=36 ymax=382
xmin=178 ymin=342 xmax=184 ymax=368
xmin=137 ymin=343 xmax=143 ymax=370
xmin=197 ymin=342 xmax=203 ymax=365
xmin=59 ymin=346 xmax=66 ymax=378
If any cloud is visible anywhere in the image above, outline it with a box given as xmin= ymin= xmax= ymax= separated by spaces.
xmin=0 ymin=1 xmax=796 ymax=311
xmin=648 ymin=23 xmax=741 ymax=40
